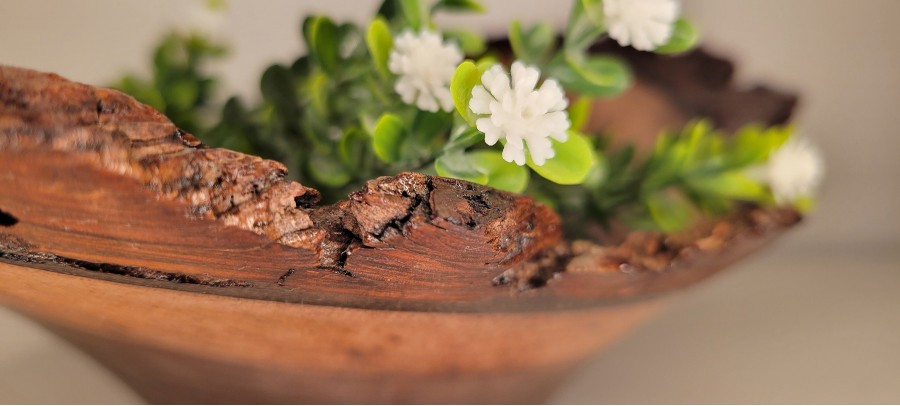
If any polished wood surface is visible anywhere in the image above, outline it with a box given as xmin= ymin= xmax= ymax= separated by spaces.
xmin=0 ymin=64 xmax=799 ymax=313
xmin=0 ymin=261 xmax=662 ymax=403
xmin=0 ymin=46 xmax=801 ymax=402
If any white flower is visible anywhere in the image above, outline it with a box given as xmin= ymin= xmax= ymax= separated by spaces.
xmin=388 ymin=30 xmax=463 ymax=112
xmin=468 ymin=62 xmax=570 ymax=166
xmin=604 ymin=0 xmax=680 ymax=51
xmin=766 ymin=137 xmax=825 ymax=203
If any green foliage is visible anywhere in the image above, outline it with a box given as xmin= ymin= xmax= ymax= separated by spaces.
xmin=644 ymin=191 xmax=694 ymax=232
xmin=655 ymin=18 xmax=699 ymax=55
xmin=552 ymin=55 xmax=631 ymax=98
xmin=435 ymin=150 xmax=529 ymax=193
xmin=564 ymin=0 xmax=606 ymax=55
xmin=470 ymin=150 xmax=530 ymax=193
xmin=431 ymin=0 xmax=485 ymax=14
xmin=580 ymin=121 xmax=791 ymax=232
xmin=509 ymin=21 xmax=556 ymax=65
xmin=568 ymin=96 xmax=593 ymax=131
xmin=434 ymin=151 xmax=489 ymax=184
xmin=112 ymin=1 xmax=813 ymax=237
xmin=374 ymin=0 xmax=426 ymax=31
xmin=526 ymin=131 xmax=596 ymax=185
xmin=111 ymin=32 xmax=226 ymax=136
xmin=367 ymin=18 xmax=393 ymax=78
xmin=450 ymin=60 xmax=482 ymax=126
xmin=303 ymin=16 xmax=340 ymax=74
xmin=373 ymin=113 xmax=406 ymax=163
xmin=444 ymin=30 xmax=487 ymax=56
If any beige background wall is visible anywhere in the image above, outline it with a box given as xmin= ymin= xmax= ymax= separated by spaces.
xmin=2 ymin=0 xmax=898 ymax=250
xmin=1 ymin=0 xmax=898 ymax=403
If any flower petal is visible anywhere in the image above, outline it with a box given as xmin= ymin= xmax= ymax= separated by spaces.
xmin=511 ymin=61 xmax=540 ymax=92
xmin=502 ymin=143 xmax=526 ymax=166
xmin=390 ymin=30 xmax=463 ymax=111
xmin=603 ymin=0 xmax=679 ymax=51
xmin=473 ymin=60 xmax=572 ymax=170
xmin=469 ymin=85 xmax=493 ymax=114
xmin=482 ymin=65 xmax=510 ymax=100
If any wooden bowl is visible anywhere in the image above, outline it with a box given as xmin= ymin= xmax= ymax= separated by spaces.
xmin=0 ymin=260 xmax=666 ymax=403
xmin=0 ymin=49 xmax=799 ymax=403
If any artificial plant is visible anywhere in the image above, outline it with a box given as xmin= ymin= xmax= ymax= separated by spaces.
xmin=112 ymin=0 xmax=823 ymax=234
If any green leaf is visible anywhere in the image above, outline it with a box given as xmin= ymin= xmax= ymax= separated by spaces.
xmin=444 ymin=30 xmax=487 ymax=56
xmin=581 ymin=151 xmax=608 ymax=189
xmin=793 ymin=195 xmax=816 ymax=213
xmin=568 ymin=96 xmax=593 ymax=131
xmin=508 ymin=21 xmax=555 ymax=65
xmin=444 ymin=126 xmax=484 ymax=151
xmin=290 ymin=55 xmax=311 ymax=77
xmin=475 ymin=55 xmax=498 ymax=72
xmin=610 ymin=145 xmax=635 ymax=173
xmin=153 ymin=34 xmax=186 ymax=72
xmin=336 ymin=23 xmax=363 ymax=58
xmin=376 ymin=0 xmax=401 ymax=21
xmin=166 ymin=79 xmax=199 ymax=111
xmin=580 ymin=0 xmax=604 ymax=26
xmin=308 ymin=152 xmax=352 ymax=188
xmin=260 ymin=64 xmax=299 ymax=117
xmin=764 ymin=125 xmax=792 ymax=154
xmin=436 ymin=150 xmax=529 ymax=192
xmin=338 ymin=128 xmax=371 ymax=168
xmin=469 ymin=150 xmax=530 ymax=193
xmin=508 ymin=21 xmax=526 ymax=60
xmin=655 ymin=18 xmax=699 ymax=55
xmin=727 ymin=124 xmax=786 ymax=168
xmin=372 ymin=113 xmax=406 ymax=163
xmin=527 ymin=130 xmax=596 ymax=185
xmin=434 ymin=151 xmax=488 ymax=184
xmin=450 ymin=60 xmax=482 ymax=126
xmin=564 ymin=0 xmax=605 ymax=54
xmin=366 ymin=18 xmax=393 ymax=78
xmin=645 ymin=192 xmax=694 ymax=232
xmin=399 ymin=0 xmax=425 ymax=31
xmin=412 ymin=110 xmax=454 ymax=151
xmin=303 ymin=16 xmax=340 ymax=74
xmin=307 ymin=71 xmax=329 ymax=116
xmin=556 ymin=55 xmax=631 ymax=97
xmin=686 ymin=172 xmax=768 ymax=201
xmin=358 ymin=112 xmax=379 ymax=136
xmin=431 ymin=0 xmax=485 ymax=14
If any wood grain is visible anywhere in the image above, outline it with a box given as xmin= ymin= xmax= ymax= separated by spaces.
xmin=0 ymin=62 xmax=800 ymax=312
xmin=0 ymin=45 xmax=802 ymax=403
xmin=0 ymin=261 xmax=663 ymax=403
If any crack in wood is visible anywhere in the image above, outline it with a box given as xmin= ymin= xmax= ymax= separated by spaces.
xmin=0 ymin=64 xmax=802 ymax=305
xmin=0 ymin=209 xmax=17 ymax=227
xmin=276 ymin=268 xmax=296 ymax=286
xmin=494 ymin=205 xmax=802 ymax=290
xmin=0 ymin=233 xmax=253 ymax=288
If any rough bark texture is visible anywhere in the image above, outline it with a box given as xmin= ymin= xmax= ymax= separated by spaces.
xmin=0 ymin=58 xmax=799 ymax=312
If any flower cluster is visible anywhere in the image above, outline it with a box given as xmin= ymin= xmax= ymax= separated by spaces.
xmin=604 ymin=0 xmax=680 ymax=51
xmin=118 ymin=0 xmax=821 ymax=234
xmin=388 ymin=30 xmax=463 ymax=112
xmin=765 ymin=137 xmax=825 ymax=203
xmin=469 ymin=62 xmax=570 ymax=166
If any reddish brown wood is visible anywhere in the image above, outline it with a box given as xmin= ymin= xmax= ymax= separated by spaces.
xmin=0 ymin=261 xmax=663 ymax=403
xmin=586 ymin=42 xmax=798 ymax=145
xmin=0 ymin=60 xmax=801 ymax=403
xmin=0 ymin=65 xmax=566 ymax=310
xmin=0 ymin=64 xmax=800 ymax=313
